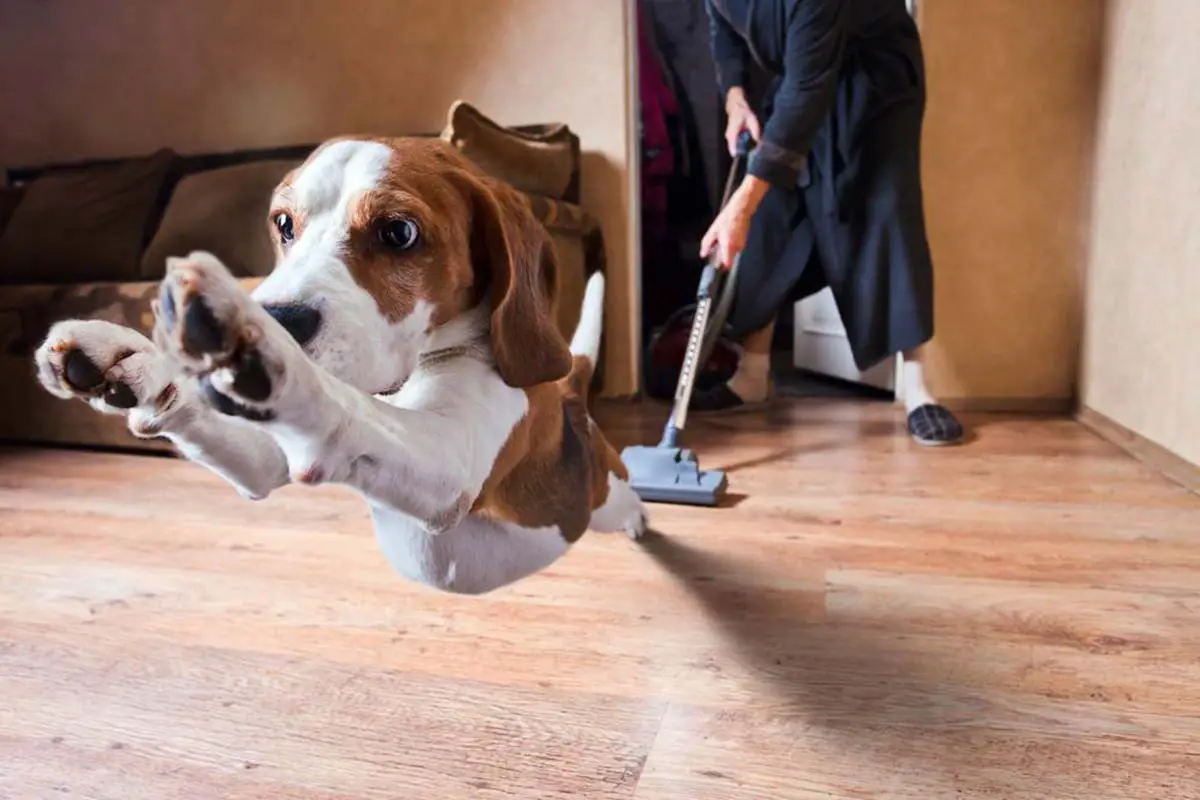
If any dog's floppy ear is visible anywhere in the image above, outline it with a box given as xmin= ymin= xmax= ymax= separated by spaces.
xmin=465 ymin=173 xmax=572 ymax=388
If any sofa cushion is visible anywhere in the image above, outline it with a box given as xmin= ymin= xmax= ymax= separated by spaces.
xmin=0 ymin=148 xmax=179 ymax=285
xmin=139 ymin=159 xmax=298 ymax=280
xmin=441 ymin=100 xmax=577 ymax=201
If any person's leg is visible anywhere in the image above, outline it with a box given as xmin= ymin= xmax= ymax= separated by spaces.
xmin=689 ymin=316 xmax=775 ymax=411
xmin=900 ymin=345 xmax=935 ymax=412
xmin=803 ymin=32 xmax=962 ymax=444
xmin=725 ymin=315 xmax=775 ymax=403
xmin=900 ymin=344 xmax=964 ymax=446
xmin=689 ymin=183 xmax=815 ymax=413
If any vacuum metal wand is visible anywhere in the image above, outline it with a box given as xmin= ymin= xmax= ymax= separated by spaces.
xmin=665 ymin=264 xmax=718 ymax=439
xmin=658 ymin=130 xmax=754 ymax=449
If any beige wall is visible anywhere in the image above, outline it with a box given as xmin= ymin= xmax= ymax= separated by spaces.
xmin=0 ymin=0 xmax=639 ymax=396
xmin=1079 ymin=0 xmax=1200 ymax=466
xmin=916 ymin=0 xmax=1105 ymax=407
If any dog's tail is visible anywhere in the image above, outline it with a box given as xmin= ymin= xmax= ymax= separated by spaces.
xmin=569 ymin=271 xmax=605 ymax=365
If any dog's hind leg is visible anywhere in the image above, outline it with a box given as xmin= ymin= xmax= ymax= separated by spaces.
xmin=588 ymin=472 xmax=648 ymax=540
xmin=586 ymin=428 xmax=647 ymax=539
xmin=35 ymin=319 xmax=289 ymax=500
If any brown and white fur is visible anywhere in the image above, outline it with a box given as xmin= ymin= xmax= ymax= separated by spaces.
xmin=33 ymin=137 xmax=647 ymax=595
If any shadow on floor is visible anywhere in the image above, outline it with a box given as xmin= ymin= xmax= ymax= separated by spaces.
xmin=638 ymin=531 xmax=1006 ymax=794
xmin=771 ymin=350 xmax=895 ymax=401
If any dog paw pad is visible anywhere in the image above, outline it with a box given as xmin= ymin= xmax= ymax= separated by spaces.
xmin=35 ymin=322 xmax=170 ymax=414
xmin=63 ymin=349 xmax=106 ymax=392
xmin=230 ymin=345 xmax=273 ymax=402
xmin=181 ymin=294 xmax=229 ymax=357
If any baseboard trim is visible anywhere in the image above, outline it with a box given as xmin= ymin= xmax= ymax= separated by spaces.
xmin=934 ymin=397 xmax=1074 ymax=414
xmin=598 ymin=394 xmax=1073 ymax=413
xmin=1077 ymin=407 xmax=1200 ymax=495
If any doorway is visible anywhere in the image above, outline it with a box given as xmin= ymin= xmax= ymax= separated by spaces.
xmin=634 ymin=0 xmax=896 ymax=403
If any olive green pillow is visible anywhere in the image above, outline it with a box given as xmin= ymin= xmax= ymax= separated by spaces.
xmin=139 ymin=159 xmax=299 ymax=280
xmin=0 ymin=149 xmax=179 ymax=285
xmin=440 ymin=100 xmax=577 ymax=201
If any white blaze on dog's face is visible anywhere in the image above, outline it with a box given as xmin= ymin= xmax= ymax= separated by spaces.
xmin=250 ymin=136 xmax=574 ymax=395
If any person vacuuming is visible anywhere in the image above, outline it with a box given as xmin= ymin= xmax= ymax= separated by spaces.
xmin=695 ymin=0 xmax=965 ymax=447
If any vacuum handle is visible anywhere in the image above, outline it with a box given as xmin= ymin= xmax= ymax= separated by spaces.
xmin=716 ymin=130 xmax=757 ymax=211
xmin=735 ymin=129 xmax=755 ymax=158
xmin=701 ymin=130 xmax=756 ymax=276
xmin=696 ymin=262 xmax=720 ymax=300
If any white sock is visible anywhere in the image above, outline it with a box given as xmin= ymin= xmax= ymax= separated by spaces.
xmin=728 ymin=351 xmax=770 ymax=402
xmin=902 ymin=358 xmax=937 ymax=413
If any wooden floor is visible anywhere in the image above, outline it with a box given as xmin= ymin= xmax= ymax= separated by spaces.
xmin=1 ymin=399 xmax=1199 ymax=800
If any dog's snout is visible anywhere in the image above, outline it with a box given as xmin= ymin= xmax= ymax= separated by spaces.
xmin=263 ymin=303 xmax=322 ymax=347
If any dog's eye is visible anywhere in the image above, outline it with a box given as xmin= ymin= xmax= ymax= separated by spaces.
xmin=274 ymin=212 xmax=295 ymax=244
xmin=378 ymin=218 xmax=420 ymax=251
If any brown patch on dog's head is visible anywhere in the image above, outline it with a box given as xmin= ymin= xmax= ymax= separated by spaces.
xmin=265 ymin=137 xmax=571 ymax=388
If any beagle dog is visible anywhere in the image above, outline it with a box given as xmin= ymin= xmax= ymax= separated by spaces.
xmin=33 ymin=137 xmax=647 ymax=595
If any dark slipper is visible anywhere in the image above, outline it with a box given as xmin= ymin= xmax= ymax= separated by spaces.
xmin=907 ymin=403 xmax=965 ymax=446
xmin=688 ymin=381 xmax=773 ymax=413
xmin=689 ymin=382 xmax=749 ymax=413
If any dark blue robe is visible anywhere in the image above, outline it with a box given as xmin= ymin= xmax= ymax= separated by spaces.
xmin=706 ymin=0 xmax=934 ymax=371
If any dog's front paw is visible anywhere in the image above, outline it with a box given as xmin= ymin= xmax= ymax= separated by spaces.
xmin=153 ymin=252 xmax=291 ymax=422
xmin=35 ymin=320 xmax=177 ymax=422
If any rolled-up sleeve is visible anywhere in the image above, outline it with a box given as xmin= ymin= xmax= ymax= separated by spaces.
xmin=705 ymin=0 xmax=749 ymax=98
xmin=747 ymin=0 xmax=849 ymax=188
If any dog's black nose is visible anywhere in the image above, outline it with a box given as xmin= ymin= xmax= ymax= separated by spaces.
xmin=262 ymin=303 xmax=322 ymax=347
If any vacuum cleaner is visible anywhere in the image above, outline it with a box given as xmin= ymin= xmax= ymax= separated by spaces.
xmin=620 ymin=131 xmax=754 ymax=507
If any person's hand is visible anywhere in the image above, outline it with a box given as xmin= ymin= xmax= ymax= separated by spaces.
xmin=700 ymin=176 xmax=770 ymax=270
xmin=724 ymin=87 xmax=762 ymax=156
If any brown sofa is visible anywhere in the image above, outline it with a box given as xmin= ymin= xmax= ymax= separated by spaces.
xmin=0 ymin=101 xmax=606 ymax=452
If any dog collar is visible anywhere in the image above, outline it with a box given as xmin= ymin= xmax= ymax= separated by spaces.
xmin=417 ymin=336 xmax=489 ymax=369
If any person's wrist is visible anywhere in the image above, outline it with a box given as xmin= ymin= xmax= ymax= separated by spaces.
xmin=737 ymin=175 xmax=770 ymax=206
